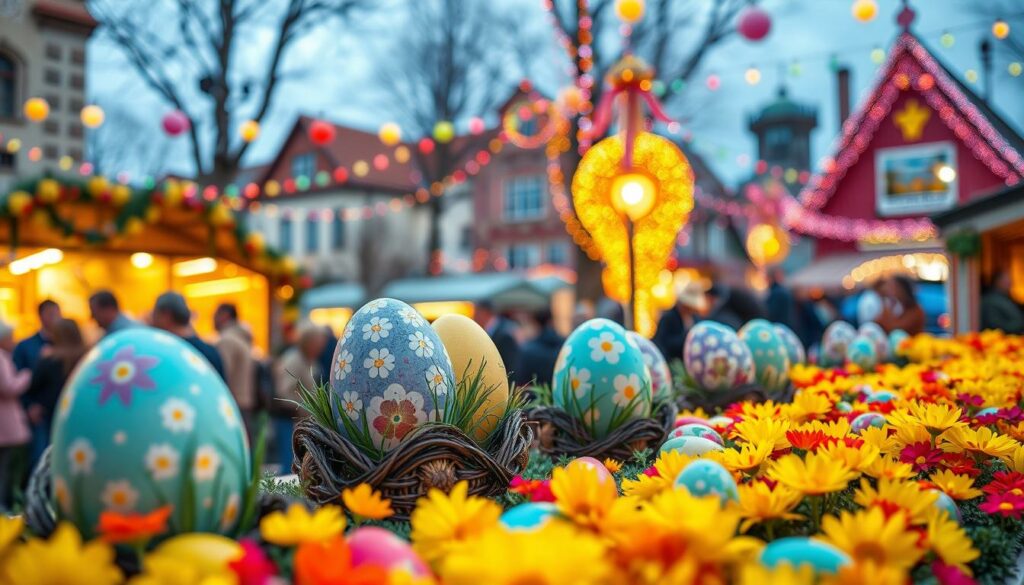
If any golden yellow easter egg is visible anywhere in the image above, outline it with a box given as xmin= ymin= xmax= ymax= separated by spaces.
xmin=432 ymin=314 xmax=509 ymax=441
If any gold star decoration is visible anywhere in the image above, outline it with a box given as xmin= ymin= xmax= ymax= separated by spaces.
xmin=893 ymin=98 xmax=932 ymax=142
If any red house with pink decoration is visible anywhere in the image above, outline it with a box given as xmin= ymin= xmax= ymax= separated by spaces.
xmin=788 ymin=7 xmax=1024 ymax=307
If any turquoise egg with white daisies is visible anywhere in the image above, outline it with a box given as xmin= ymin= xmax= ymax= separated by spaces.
xmin=673 ymin=459 xmax=738 ymax=504
xmin=738 ymin=319 xmax=790 ymax=392
xmin=668 ymin=423 xmax=724 ymax=446
xmin=888 ymin=329 xmax=910 ymax=363
xmin=330 ymin=298 xmax=454 ymax=451
xmin=552 ymin=319 xmax=652 ymax=439
xmin=50 ymin=328 xmax=251 ymax=540
xmin=660 ymin=435 xmax=723 ymax=456
xmin=858 ymin=322 xmax=889 ymax=360
xmin=760 ymin=537 xmax=851 ymax=574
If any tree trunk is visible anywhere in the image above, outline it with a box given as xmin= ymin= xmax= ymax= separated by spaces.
xmin=563 ymin=131 xmax=604 ymax=304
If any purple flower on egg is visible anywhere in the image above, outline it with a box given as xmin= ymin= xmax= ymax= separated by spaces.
xmin=90 ymin=346 xmax=159 ymax=406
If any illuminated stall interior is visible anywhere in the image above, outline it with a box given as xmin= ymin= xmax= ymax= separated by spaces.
xmin=0 ymin=199 xmax=280 ymax=352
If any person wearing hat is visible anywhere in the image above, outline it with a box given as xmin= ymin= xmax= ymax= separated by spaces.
xmin=653 ymin=278 xmax=708 ymax=361
xmin=152 ymin=291 xmax=226 ymax=380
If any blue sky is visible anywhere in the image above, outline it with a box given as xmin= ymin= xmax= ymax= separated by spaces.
xmin=87 ymin=0 xmax=1024 ymax=187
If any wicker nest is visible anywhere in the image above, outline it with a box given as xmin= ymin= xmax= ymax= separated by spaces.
xmin=293 ymin=410 xmax=533 ymax=520
xmin=676 ymin=382 xmax=793 ymax=413
xmin=526 ymin=401 xmax=678 ymax=461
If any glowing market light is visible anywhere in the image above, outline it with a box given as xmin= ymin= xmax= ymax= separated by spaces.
xmin=1010 ymin=62 xmax=1023 ymax=77
xmin=993 ymin=19 xmax=1010 ymax=40
xmin=851 ymin=0 xmax=878 ymax=22
xmin=965 ymin=69 xmax=979 ymax=84
xmin=80 ymin=105 xmax=105 ymax=128
xmin=173 ymin=257 xmax=218 ymax=277
xmin=130 ymin=252 xmax=154 ymax=269
xmin=870 ymin=47 xmax=886 ymax=64
xmin=936 ymin=164 xmax=957 ymax=183
xmin=9 ymin=249 xmax=63 ymax=275
xmin=744 ymin=67 xmax=762 ymax=85
xmin=940 ymin=31 xmax=955 ymax=48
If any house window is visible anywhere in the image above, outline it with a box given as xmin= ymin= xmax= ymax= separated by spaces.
xmin=45 ymin=94 xmax=60 ymax=111
xmin=507 ymin=244 xmax=541 ymax=269
xmin=44 ymin=68 xmax=60 ymax=86
xmin=548 ymin=242 xmax=570 ymax=266
xmin=43 ymin=144 xmax=58 ymax=160
xmin=45 ymin=44 xmax=61 ymax=60
xmin=332 ymin=211 xmax=345 ymax=250
xmin=306 ymin=215 xmax=319 ymax=253
xmin=69 ymin=97 xmax=83 ymax=112
xmin=0 ymin=54 xmax=16 ymax=118
xmin=503 ymin=175 xmax=546 ymax=221
xmin=292 ymin=153 xmax=315 ymax=179
xmin=70 ymin=48 xmax=86 ymax=66
xmin=67 ymin=147 xmax=83 ymax=161
xmin=67 ymin=123 xmax=83 ymax=138
xmin=43 ymin=120 xmax=59 ymax=135
xmin=279 ymin=216 xmax=294 ymax=253
xmin=460 ymin=226 xmax=473 ymax=252
xmin=0 ymin=152 xmax=14 ymax=172
xmin=69 ymin=73 xmax=84 ymax=90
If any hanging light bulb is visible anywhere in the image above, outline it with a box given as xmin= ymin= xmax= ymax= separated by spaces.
xmin=993 ymin=19 xmax=1010 ymax=40
xmin=744 ymin=66 xmax=762 ymax=85
xmin=965 ymin=69 xmax=979 ymax=84
xmin=1010 ymin=62 xmax=1023 ymax=77
xmin=870 ymin=47 xmax=886 ymax=64
xmin=940 ymin=31 xmax=955 ymax=48
xmin=851 ymin=0 xmax=878 ymax=23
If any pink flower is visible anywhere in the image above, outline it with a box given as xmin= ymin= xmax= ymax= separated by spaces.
xmin=979 ymin=493 xmax=1024 ymax=519
xmin=932 ymin=561 xmax=977 ymax=585
xmin=229 ymin=539 xmax=277 ymax=585
xmin=899 ymin=441 xmax=943 ymax=473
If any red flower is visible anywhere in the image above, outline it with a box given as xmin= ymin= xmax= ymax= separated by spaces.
xmin=999 ymin=407 xmax=1024 ymax=423
xmin=899 ymin=441 xmax=943 ymax=473
xmin=642 ymin=466 xmax=659 ymax=477
xmin=97 ymin=505 xmax=171 ymax=544
xmin=979 ymin=493 xmax=1024 ymax=519
xmin=983 ymin=471 xmax=1024 ymax=496
xmin=372 ymin=398 xmax=419 ymax=441
xmin=785 ymin=429 xmax=829 ymax=451
xmin=530 ymin=480 xmax=555 ymax=502
xmin=957 ymin=393 xmax=984 ymax=407
xmin=509 ymin=476 xmax=555 ymax=502
xmin=932 ymin=561 xmax=978 ymax=585
xmin=940 ymin=452 xmax=981 ymax=477
xmin=294 ymin=536 xmax=389 ymax=585
xmin=229 ymin=539 xmax=277 ymax=585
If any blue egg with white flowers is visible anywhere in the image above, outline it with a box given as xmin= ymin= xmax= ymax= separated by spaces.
xmin=673 ymin=459 xmax=737 ymax=504
xmin=760 ymin=537 xmax=852 ymax=574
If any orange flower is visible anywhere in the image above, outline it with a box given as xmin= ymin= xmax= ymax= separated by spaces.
xmin=97 ymin=505 xmax=172 ymax=544
xmin=602 ymin=458 xmax=623 ymax=474
xmin=294 ymin=535 xmax=390 ymax=585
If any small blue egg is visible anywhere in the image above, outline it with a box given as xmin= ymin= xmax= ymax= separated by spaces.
xmin=668 ymin=423 xmax=724 ymax=446
xmin=673 ymin=460 xmax=737 ymax=504
xmin=976 ymin=407 xmax=999 ymax=417
xmin=835 ymin=401 xmax=853 ymax=413
xmin=865 ymin=390 xmax=896 ymax=404
xmin=846 ymin=336 xmax=878 ymax=371
xmin=500 ymin=502 xmax=560 ymax=530
xmin=929 ymin=489 xmax=962 ymax=524
xmin=760 ymin=537 xmax=852 ymax=574
xmin=660 ymin=435 xmax=724 ymax=456
xmin=851 ymin=412 xmax=886 ymax=433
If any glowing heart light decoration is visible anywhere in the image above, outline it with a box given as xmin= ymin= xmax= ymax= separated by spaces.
xmin=744 ymin=180 xmax=791 ymax=267
xmin=571 ymin=55 xmax=694 ymax=336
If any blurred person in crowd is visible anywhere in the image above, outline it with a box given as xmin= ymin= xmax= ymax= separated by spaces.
xmin=571 ymin=301 xmax=594 ymax=330
xmin=0 ymin=321 xmax=31 ymax=510
xmin=794 ymin=287 xmax=825 ymax=350
xmin=272 ymin=322 xmax=327 ymax=472
xmin=13 ymin=300 xmax=61 ymax=372
xmin=765 ymin=267 xmax=797 ymax=330
xmin=515 ymin=309 xmax=564 ymax=388
xmin=214 ymin=303 xmax=256 ymax=431
xmin=877 ymin=276 xmax=925 ymax=335
xmin=707 ymin=281 xmax=766 ymax=330
xmin=152 ymin=292 xmax=225 ymax=379
xmin=980 ymin=270 xmax=1024 ymax=334
xmin=653 ymin=279 xmax=707 ymax=361
xmin=475 ymin=300 xmax=519 ymax=379
xmin=317 ymin=325 xmax=338 ymax=386
xmin=24 ymin=319 xmax=86 ymax=468
xmin=857 ymin=280 xmax=885 ymax=326
xmin=89 ymin=290 xmax=137 ymax=336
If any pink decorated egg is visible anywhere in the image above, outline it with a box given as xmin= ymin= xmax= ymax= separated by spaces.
xmin=347 ymin=526 xmax=430 ymax=577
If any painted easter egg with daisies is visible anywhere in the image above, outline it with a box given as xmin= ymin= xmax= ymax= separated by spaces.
xmin=738 ymin=319 xmax=791 ymax=392
xmin=50 ymin=328 xmax=250 ymax=540
xmin=821 ymin=321 xmax=857 ymax=366
xmin=330 ymin=298 xmax=454 ymax=451
xmin=627 ymin=331 xmax=673 ymax=398
xmin=774 ymin=323 xmax=806 ymax=365
xmin=552 ymin=319 xmax=652 ymax=439
xmin=683 ymin=321 xmax=755 ymax=392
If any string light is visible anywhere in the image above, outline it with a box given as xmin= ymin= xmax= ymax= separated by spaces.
xmin=705 ymin=74 xmax=721 ymax=91
xmin=965 ymin=69 xmax=978 ymax=84
xmin=940 ymin=31 xmax=955 ymax=48
xmin=992 ymin=19 xmax=1010 ymax=40
xmin=744 ymin=67 xmax=761 ymax=85
xmin=1010 ymin=62 xmax=1023 ymax=77
xmin=870 ymin=47 xmax=886 ymax=64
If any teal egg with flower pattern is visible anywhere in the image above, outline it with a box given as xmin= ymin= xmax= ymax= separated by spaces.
xmin=683 ymin=321 xmax=755 ymax=392
xmin=760 ymin=537 xmax=851 ymax=574
xmin=626 ymin=332 xmax=673 ymax=398
xmin=50 ymin=328 xmax=251 ymax=540
xmin=331 ymin=298 xmax=454 ymax=451
xmin=552 ymin=319 xmax=652 ymax=439
xmin=858 ymin=322 xmax=889 ymax=360
xmin=668 ymin=423 xmax=724 ymax=446
xmin=660 ymin=435 xmax=723 ymax=456
xmin=738 ymin=319 xmax=791 ymax=392
xmin=821 ymin=321 xmax=857 ymax=366
xmin=851 ymin=412 xmax=886 ymax=433
xmin=673 ymin=459 xmax=738 ymax=504
xmin=846 ymin=336 xmax=878 ymax=371
xmin=888 ymin=329 xmax=910 ymax=363
xmin=774 ymin=323 xmax=806 ymax=366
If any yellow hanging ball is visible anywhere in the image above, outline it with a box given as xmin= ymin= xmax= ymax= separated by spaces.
xmin=36 ymin=179 xmax=61 ymax=204
xmin=111 ymin=185 xmax=132 ymax=207
xmin=615 ymin=0 xmax=645 ymax=23
xmin=23 ymin=97 xmax=49 ymax=122
xmin=125 ymin=217 xmax=145 ymax=236
xmin=7 ymin=192 xmax=32 ymax=216
xmin=80 ymin=104 xmax=105 ymax=128
xmin=993 ymin=19 xmax=1011 ymax=40
xmin=239 ymin=120 xmax=260 ymax=142
xmin=851 ymin=0 xmax=877 ymax=22
xmin=378 ymin=122 xmax=402 ymax=146
xmin=209 ymin=203 xmax=234 ymax=227
xmin=746 ymin=223 xmax=791 ymax=267
xmin=87 ymin=176 xmax=110 ymax=198
xmin=433 ymin=121 xmax=455 ymax=144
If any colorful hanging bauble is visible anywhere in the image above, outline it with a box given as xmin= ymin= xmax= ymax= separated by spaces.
xmin=239 ymin=120 xmax=261 ymax=142
xmin=433 ymin=121 xmax=455 ymax=144
xmin=23 ymin=97 xmax=49 ymax=122
xmin=162 ymin=111 xmax=191 ymax=136
xmin=418 ymin=137 xmax=435 ymax=154
xmin=746 ymin=222 xmax=791 ymax=267
xmin=992 ymin=19 xmax=1011 ymax=40
xmin=737 ymin=6 xmax=772 ymax=41
xmin=615 ymin=0 xmax=644 ymax=23
xmin=80 ymin=105 xmax=105 ymax=128
xmin=468 ymin=117 xmax=486 ymax=135
xmin=308 ymin=120 xmax=336 ymax=146
xmin=851 ymin=0 xmax=878 ymax=22
xmin=379 ymin=122 xmax=402 ymax=146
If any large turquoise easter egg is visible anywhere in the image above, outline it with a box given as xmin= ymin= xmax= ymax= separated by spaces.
xmin=552 ymin=319 xmax=652 ymax=438
xmin=774 ymin=323 xmax=806 ymax=366
xmin=851 ymin=412 xmax=886 ymax=433
xmin=888 ymin=329 xmax=910 ymax=363
xmin=846 ymin=336 xmax=878 ymax=371
xmin=51 ymin=328 xmax=251 ymax=540
xmin=821 ymin=321 xmax=856 ymax=366
xmin=501 ymin=502 xmax=561 ymax=530
xmin=683 ymin=321 xmax=755 ymax=392
xmin=760 ymin=537 xmax=851 ymax=574
xmin=626 ymin=332 xmax=673 ymax=399
xmin=660 ymin=435 xmax=723 ymax=456
xmin=668 ymin=423 xmax=724 ymax=446
xmin=331 ymin=298 xmax=454 ymax=451
xmin=858 ymin=322 xmax=889 ymax=360
xmin=673 ymin=460 xmax=737 ymax=504
xmin=738 ymin=319 xmax=790 ymax=392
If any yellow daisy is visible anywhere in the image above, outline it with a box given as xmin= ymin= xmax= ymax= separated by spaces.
xmin=736 ymin=480 xmax=804 ymax=532
xmin=861 ymin=456 xmax=915 ymax=480
xmin=549 ymin=462 xmax=619 ymax=530
xmin=707 ymin=441 xmax=773 ymax=474
xmin=817 ymin=442 xmax=880 ymax=472
xmin=819 ymin=560 xmax=909 ymax=585
xmin=908 ymin=402 xmax=965 ymax=433
xmin=620 ymin=451 xmax=693 ymax=501
xmin=819 ymin=508 xmax=924 ymax=570
xmin=853 ymin=478 xmax=936 ymax=524
xmin=737 ymin=562 xmax=815 ymax=585
xmin=928 ymin=470 xmax=983 ymax=501
xmin=259 ymin=503 xmax=345 ymax=546
xmin=0 ymin=516 xmax=23 ymax=556
xmin=2 ymin=523 xmax=122 ymax=585
xmin=638 ymin=488 xmax=741 ymax=562
xmin=926 ymin=511 xmax=979 ymax=572
xmin=940 ymin=426 xmax=1018 ymax=460
xmin=768 ymin=452 xmax=858 ymax=495
xmin=602 ymin=458 xmax=623 ymax=474
xmin=858 ymin=426 xmax=899 ymax=456
xmin=731 ymin=417 xmax=791 ymax=451
xmin=410 ymin=481 xmax=502 ymax=566
xmin=782 ymin=391 xmax=834 ymax=423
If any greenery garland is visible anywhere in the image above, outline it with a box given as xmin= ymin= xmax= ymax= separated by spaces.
xmin=945 ymin=228 xmax=982 ymax=260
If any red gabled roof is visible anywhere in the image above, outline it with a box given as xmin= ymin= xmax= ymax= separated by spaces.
xmin=799 ymin=31 xmax=1024 ymax=210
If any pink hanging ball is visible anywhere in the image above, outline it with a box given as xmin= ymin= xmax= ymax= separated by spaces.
xmin=468 ymin=117 xmax=486 ymax=135
xmin=347 ymin=526 xmax=431 ymax=577
xmin=737 ymin=6 xmax=772 ymax=42
xmin=308 ymin=120 xmax=336 ymax=146
xmin=162 ymin=110 xmax=190 ymax=136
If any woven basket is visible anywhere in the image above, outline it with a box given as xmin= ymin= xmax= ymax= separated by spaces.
xmin=675 ymin=382 xmax=792 ymax=413
xmin=526 ymin=401 xmax=677 ymax=461
xmin=293 ymin=410 xmax=532 ymax=520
